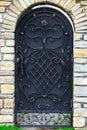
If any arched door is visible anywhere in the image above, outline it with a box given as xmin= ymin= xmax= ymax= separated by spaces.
xmin=15 ymin=6 xmax=73 ymax=127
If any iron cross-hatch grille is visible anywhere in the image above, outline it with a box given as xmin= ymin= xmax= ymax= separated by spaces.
xmin=15 ymin=6 xmax=73 ymax=127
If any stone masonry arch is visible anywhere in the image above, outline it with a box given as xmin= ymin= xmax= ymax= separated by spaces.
xmin=0 ymin=0 xmax=87 ymax=128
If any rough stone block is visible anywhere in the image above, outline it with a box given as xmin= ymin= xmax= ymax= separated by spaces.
xmin=74 ymin=109 xmax=87 ymax=117
xmin=2 ymin=32 xmax=14 ymax=39
xmin=13 ymin=0 xmax=24 ymax=11
xmin=74 ymin=33 xmax=82 ymax=41
xmin=0 ymin=76 xmax=14 ymax=84
xmin=1 ymin=109 xmax=13 ymax=115
xmin=84 ymin=34 xmax=87 ymax=40
xmin=0 ymin=61 xmax=14 ymax=71
xmin=3 ymin=54 xmax=14 ymax=61
xmin=4 ymin=99 xmax=14 ymax=108
xmin=1 ymin=85 xmax=14 ymax=94
xmin=73 ymin=117 xmax=85 ymax=127
xmin=0 ymin=115 xmax=13 ymax=123
xmin=74 ymin=49 xmax=87 ymax=57
xmin=0 ymin=7 xmax=5 ymax=12
xmin=74 ymin=77 xmax=87 ymax=86
xmin=0 ymin=100 xmax=3 ymax=109
xmin=0 ymin=1 xmax=11 ymax=6
xmin=6 ymin=40 xmax=14 ymax=46
xmin=74 ymin=97 xmax=87 ymax=103
xmin=0 ymin=39 xmax=4 ymax=46
xmin=74 ymin=86 xmax=87 ymax=96
xmin=74 ymin=64 xmax=87 ymax=72
xmin=9 ymin=5 xmax=21 ymax=15
xmin=1 ymin=47 xmax=14 ymax=53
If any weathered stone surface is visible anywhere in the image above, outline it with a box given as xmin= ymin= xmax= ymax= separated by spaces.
xmin=2 ymin=32 xmax=14 ymax=39
xmin=74 ymin=64 xmax=87 ymax=72
xmin=74 ymin=77 xmax=87 ymax=85
xmin=0 ymin=1 xmax=11 ymax=6
xmin=1 ymin=85 xmax=14 ymax=94
xmin=74 ymin=86 xmax=87 ymax=96
xmin=3 ymin=20 xmax=15 ymax=27
xmin=1 ymin=109 xmax=13 ymax=115
xmin=74 ymin=49 xmax=87 ymax=57
xmin=75 ymin=21 xmax=87 ymax=28
xmin=0 ymin=76 xmax=14 ymax=83
xmin=0 ymin=115 xmax=13 ymax=123
xmin=0 ymin=70 xmax=14 ymax=76
xmin=84 ymin=104 xmax=87 ymax=108
xmin=74 ymin=33 xmax=82 ymax=41
xmin=0 ymin=14 xmax=2 ymax=23
xmin=67 ymin=0 xmax=76 ymax=10
xmin=74 ymin=58 xmax=87 ymax=64
xmin=0 ymin=39 xmax=4 ymax=46
xmin=6 ymin=40 xmax=14 ymax=46
xmin=3 ymin=54 xmax=14 ymax=61
xmin=9 ymin=4 xmax=21 ymax=15
xmin=76 ymin=26 xmax=87 ymax=31
xmin=3 ymin=13 xmax=16 ymax=22
xmin=1 ymin=47 xmax=14 ymax=53
xmin=81 ymin=1 xmax=87 ymax=6
xmin=84 ymin=34 xmax=87 ymax=41
xmin=73 ymin=117 xmax=85 ymax=127
xmin=71 ymin=3 xmax=80 ymax=12
xmin=0 ymin=54 xmax=2 ymax=60
xmin=0 ymin=7 xmax=5 ymax=12
xmin=74 ymin=41 xmax=87 ymax=48
xmin=73 ymin=7 xmax=83 ymax=16
xmin=13 ymin=0 xmax=24 ymax=12
xmin=0 ymin=61 xmax=14 ymax=71
xmin=4 ymin=99 xmax=14 ymax=108
xmin=75 ymin=13 xmax=85 ymax=20
xmin=74 ymin=17 xmax=87 ymax=24
xmin=74 ymin=103 xmax=81 ymax=108
xmin=74 ymin=72 xmax=87 ymax=77
xmin=64 ymin=0 xmax=72 ymax=8
xmin=18 ymin=0 xmax=27 ymax=9
xmin=74 ymin=97 xmax=87 ymax=103
xmin=0 ymin=100 xmax=2 ymax=109
xmin=74 ymin=109 xmax=87 ymax=117
xmin=0 ymin=94 xmax=14 ymax=99
xmin=23 ymin=0 xmax=31 ymax=6
xmin=2 ymin=24 xmax=15 ymax=31
xmin=7 ymin=9 xmax=18 ymax=18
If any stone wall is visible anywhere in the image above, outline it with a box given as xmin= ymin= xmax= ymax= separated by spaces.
xmin=0 ymin=0 xmax=87 ymax=128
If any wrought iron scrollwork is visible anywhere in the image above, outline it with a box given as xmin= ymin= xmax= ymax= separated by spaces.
xmin=15 ymin=7 xmax=73 ymax=127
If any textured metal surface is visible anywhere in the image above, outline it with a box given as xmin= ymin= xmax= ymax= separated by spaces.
xmin=15 ymin=7 xmax=73 ymax=127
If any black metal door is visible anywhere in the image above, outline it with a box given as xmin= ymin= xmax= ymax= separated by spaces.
xmin=15 ymin=6 xmax=73 ymax=127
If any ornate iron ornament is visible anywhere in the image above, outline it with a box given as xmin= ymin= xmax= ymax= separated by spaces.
xmin=15 ymin=6 xmax=73 ymax=127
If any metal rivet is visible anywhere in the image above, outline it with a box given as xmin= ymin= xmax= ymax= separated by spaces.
xmin=53 ymin=13 xmax=56 ymax=16
xmin=65 ymin=32 xmax=68 ymax=35
xmin=33 ymin=13 xmax=36 ymax=17
xmin=21 ymin=32 xmax=24 ymax=35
